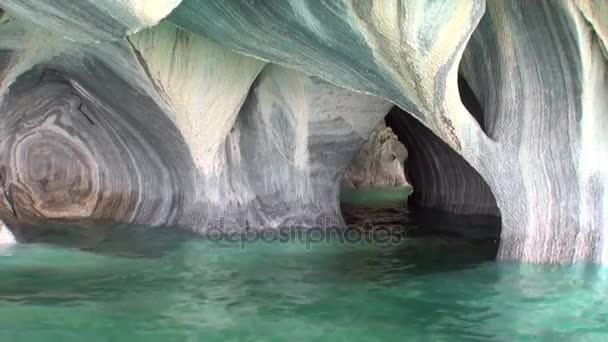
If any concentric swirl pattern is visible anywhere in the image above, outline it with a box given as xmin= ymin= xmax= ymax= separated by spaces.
xmin=0 ymin=68 xmax=194 ymax=233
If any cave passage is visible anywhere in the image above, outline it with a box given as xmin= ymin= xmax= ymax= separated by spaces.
xmin=340 ymin=105 xmax=501 ymax=243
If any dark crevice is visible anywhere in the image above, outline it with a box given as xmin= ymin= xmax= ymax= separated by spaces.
xmin=76 ymin=94 xmax=96 ymax=125
xmin=339 ymin=105 xmax=501 ymax=241
xmin=385 ymin=106 xmax=500 ymax=217
xmin=457 ymin=74 xmax=487 ymax=136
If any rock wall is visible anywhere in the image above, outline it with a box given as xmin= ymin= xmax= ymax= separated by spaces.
xmin=459 ymin=0 xmax=608 ymax=263
xmin=0 ymin=16 xmax=391 ymax=237
xmin=0 ymin=219 xmax=15 ymax=244
xmin=168 ymin=0 xmax=608 ymax=263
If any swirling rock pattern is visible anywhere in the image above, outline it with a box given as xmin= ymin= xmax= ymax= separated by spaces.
xmin=184 ymin=65 xmax=392 ymax=229
xmin=460 ymin=0 xmax=608 ymax=263
xmin=0 ymin=14 xmax=391 ymax=238
xmin=169 ymin=0 xmax=608 ymax=263
xmin=0 ymin=66 xmax=195 ymax=233
xmin=169 ymin=0 xmax=489 ymax=155
xmin=0 ymin=0 xmax=607 ymax=264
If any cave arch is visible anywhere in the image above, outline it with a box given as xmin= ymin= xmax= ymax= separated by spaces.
xmin=385 ymin=97 xmax=498 ymax=216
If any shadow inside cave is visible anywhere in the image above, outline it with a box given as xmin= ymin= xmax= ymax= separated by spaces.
xmin=338 ymin=202 xmax=501 ymax=276
xmin=9 ymin=220 xmax=199 ymax=258
xmin=338 ymin=86 xmax=502 ymax=264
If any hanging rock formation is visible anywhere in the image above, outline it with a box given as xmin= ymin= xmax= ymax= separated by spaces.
xmin=0 ymin=0 xmax=606 ymax=264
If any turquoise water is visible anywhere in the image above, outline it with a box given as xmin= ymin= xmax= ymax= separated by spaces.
xmin=339 ymin=186 xmax=413 ymax=206
xmin=0 ymin=227 xmax=607 ymax=341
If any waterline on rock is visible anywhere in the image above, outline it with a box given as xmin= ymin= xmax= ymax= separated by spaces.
xmin=0 ymin=221 xmax=16 ymax=245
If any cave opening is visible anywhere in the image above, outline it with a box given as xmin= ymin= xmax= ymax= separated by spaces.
xmin=339 ymin=79 xmax=501 ymax=252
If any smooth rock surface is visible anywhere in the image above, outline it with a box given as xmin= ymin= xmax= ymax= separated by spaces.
xmin=168 ymin=0 xmax=490 ymax=156
xmin=0 ymin=0 xmax=182 ymax=42
xmin=459 ymin=0 xmax=608 ymax=263
xmin=185 ymin=65 xmax=392 ymax=229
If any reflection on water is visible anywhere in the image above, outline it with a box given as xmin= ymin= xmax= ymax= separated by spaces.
xmin=341 ymin=204 xmax=501 ymax=240
xmin=10 ymin=221 xmax=199 ymax=258
xmin=0 ymin=208 xmax=606 ymax=341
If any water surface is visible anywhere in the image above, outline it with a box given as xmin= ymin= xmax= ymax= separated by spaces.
xmin=0 ymin=218 xmax=606 ymax=341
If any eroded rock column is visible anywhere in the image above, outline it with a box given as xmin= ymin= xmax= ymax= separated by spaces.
xmin=460 ymin=0 xmax=608 ymax=263
xmin=182 ymin=65 xmax=392 ymax=229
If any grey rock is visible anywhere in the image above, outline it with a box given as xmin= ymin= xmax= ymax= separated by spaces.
xmin=342 ymin=122 xmax=409 ymax=189
xmin=167 ymin=0 xmax=608 ymax=264
xmin=0 ymin=16 xmax=391 ymax=234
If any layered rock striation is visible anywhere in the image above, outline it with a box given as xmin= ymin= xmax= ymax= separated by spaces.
xmin=0 ymin=14 xmax=391 ymax=236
